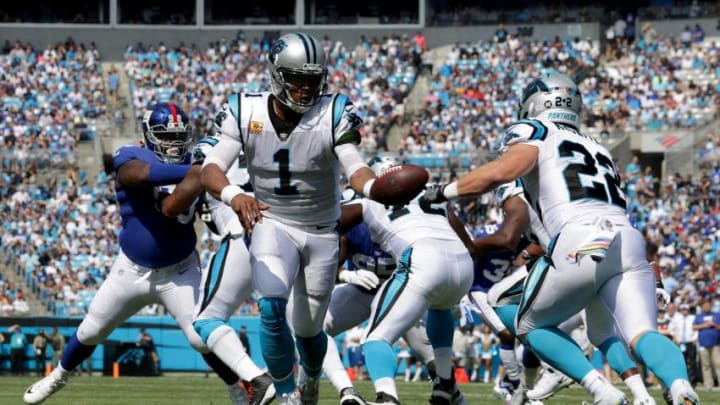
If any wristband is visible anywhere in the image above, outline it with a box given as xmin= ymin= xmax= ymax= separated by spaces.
xmin=221 ymin=184 xmax=243 ymax=206
xmin=363 ymin=178 xmax=376 ymax=198
xmin=443 ymin=181 xmax=459 ymax=199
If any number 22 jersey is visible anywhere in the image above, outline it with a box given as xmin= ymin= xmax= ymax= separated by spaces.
xmin=500 ymin=118 xmax=629 ymax=236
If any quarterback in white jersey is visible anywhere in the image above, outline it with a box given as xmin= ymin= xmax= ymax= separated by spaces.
xmin=423 ymin=72 xmax=698 ymax=405
xmin=339 ymin=157 xmax=473 ymax=405
xmin=201 ymin=33 xmax=377 ymax=404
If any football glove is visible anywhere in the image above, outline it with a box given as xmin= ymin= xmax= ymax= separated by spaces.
xmin=421 ymin=183 xmax=448 ymax=204
xmin=656 ymin=287 xmax=671 ymax=311
xmin=338 ymin=269 xmax=380 ymax=290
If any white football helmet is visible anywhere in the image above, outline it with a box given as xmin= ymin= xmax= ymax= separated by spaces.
xmin=518 ymin=72 xmax=582 ymax=128
xmin=268 ymin=33 xmax=327 ymax=114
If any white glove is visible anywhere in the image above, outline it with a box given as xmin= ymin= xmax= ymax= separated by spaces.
xmin=338 ymin=270 xmax=380 ymax=290
xmin=656 ymin=287 xmax=671 ymax=311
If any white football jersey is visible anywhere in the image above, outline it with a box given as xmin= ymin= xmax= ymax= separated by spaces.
xmin=215 ymin=91 xmax=362 ymax=228
xmin=500 ymin=118 xmax=628 ymax=237
xmin=356 ymin=197 xmax=460 ymax=260
xmin=494 ymin=180 xmax=551 ymax=251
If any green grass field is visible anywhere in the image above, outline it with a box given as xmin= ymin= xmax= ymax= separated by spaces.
xmin=1 ymin=375 xmax=718 ymax=404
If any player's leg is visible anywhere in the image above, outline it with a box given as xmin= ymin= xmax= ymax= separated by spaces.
xmin=291 ymin=229 xmax=339 ymax=404
xmin=517 ymin=229 xmax=626 ymax=404
xmin=596 ymin=230 xmax=698 ymax=404
xmin=322 ymin=284 xmax=374 ymax=403
xmin=24 ymin=252 xmax=151 ymax=404
xmin=403 ymin=319 xmax=436 ymax=381
xmin=251 ymin=219 xmax=301 ymax=398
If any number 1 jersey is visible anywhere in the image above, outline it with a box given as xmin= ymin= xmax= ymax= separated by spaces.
xmin=500 ymin=118 xmax=628 ymax=236
xmin=216 ymin=91 xmax=361 ymax=228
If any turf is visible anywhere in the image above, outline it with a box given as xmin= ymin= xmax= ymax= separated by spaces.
xmin=1 ymin=375 xmax=718 ymax=404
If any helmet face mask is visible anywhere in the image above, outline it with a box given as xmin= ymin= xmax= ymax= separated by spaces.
xmin=269 ymin=33 xmax=328 ymax=114
xmin=518 ymin=72 xmax=583 ymax=128
xmin=142 ymin=103 xmax=192 ymax=164
xmin=368 ymin=155 xmax=400 ymax=176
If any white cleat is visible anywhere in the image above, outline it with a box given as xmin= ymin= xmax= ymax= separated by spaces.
xmin=592 ymin=382 xmax=629 ymax=405
xmin=527 ymin=367 xmax=574 ymax=401
xmin=277 ymin=392 xmax=302 ymax=405
xmin=633 ymin=397 xmax=657 ymax=405
xmin=670 ymin=380 xmax=701 ymax=405
xmin=23 ymin=368 xmax=70 ymax=404
xmin=297 ymin=374 xmax=320 ymax=405
xmin=228 ymin=383 xmax=249 ymax=405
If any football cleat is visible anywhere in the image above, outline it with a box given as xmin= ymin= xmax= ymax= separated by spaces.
xmin=510 ymin=383 xmax=528 ymax=405
xmin=245 ymin=373 xmax=276 ymax=405
xmin=228 ymin=383 xmax=249 ymax=405
xmin=23 ymin=368 xmax=70 ymax=404
xmin=670 ymin=380 xmax=701 ymax=405
xmin=277 ymin=392 xmax=301 ymax=405
xmin=527 ymin=367 xmax=574 ymax=400
xmin=429 ymin=377 xmax=469 ymax=405
xmin=369 ymin=391 xmax=401 ymax=405
xmin=633 ymin=397 xmax=657 ymax=405
xmin=591 ymin=382 xmax=629 ymax=405
xmin=297 ymin=373 xmax=320 ymax=405
xmin=340 ymin=387 xmax=367 ymax=405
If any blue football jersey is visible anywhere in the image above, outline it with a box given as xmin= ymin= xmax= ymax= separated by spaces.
xmin=345 ymin=223 xmax=396 ymax=285
xmin=470 ymin=224 xmax=516 ymax=292
xmin=113 ymin=145 xmax=196 ymax=268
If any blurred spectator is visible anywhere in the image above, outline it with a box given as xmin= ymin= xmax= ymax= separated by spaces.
xmin=108 ymin=67 xmax=120 ymax=108
xmin=137 ymin=328 xmax=160 ymax=375
xmin=670 ymin=304 xmax=698 ymax=385
xmin=9 ymin=324 xmax=27 ymax=375
xmin=345 ymin=325 xmax=365 ymax=381
xmin=49 ymin=327 xmax=65 ymax=367
xmin=33 ymin=329 xmax=48 ymax=376
xmin=693 ymin=299 xmax=720 ymax=389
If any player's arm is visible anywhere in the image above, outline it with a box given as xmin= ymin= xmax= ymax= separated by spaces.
xmin=447 ymin=205 xmax=476 ymax=254
xmin=332 ymin=94 xmax=377 ymax=198
xmin=472 ymin=195 xmax=529 ymax=254
xmin=337 ymin=202 xmax=364 ymax=234
xmin=114 ymin=147 xmax=190 ymax=188
xmin=160 ymin=164 xmax=203 ymax=218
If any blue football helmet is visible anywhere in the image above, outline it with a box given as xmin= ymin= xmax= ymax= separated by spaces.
xmin=142 ymin=102 xmax=193 ymax=163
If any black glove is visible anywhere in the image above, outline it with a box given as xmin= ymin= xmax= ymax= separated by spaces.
xmin=421 ymin=183 xmax=448 ymax=204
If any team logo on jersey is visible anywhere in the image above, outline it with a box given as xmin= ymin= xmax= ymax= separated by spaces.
xmin=214 ymin=111 xmax=228 ymax=127
xmin=249 ymin=121 xmax=264 ymax=135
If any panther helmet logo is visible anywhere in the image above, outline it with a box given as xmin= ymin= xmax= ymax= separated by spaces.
xmin=269 ymin=39 xmax=287 ymax=65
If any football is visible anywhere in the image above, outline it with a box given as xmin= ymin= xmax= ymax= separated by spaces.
xmin=370 ymin=164 xmax=429 ymax=206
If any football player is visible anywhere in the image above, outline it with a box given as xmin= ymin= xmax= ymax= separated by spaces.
xmin=422 ymin=72 xmax=699 ymax=405
xmin=317 ymin=184 xmax=436 ymax=405
xmin=338 ymin=157 xmax=473 ymax=405
xmin=23 ymin=103 xmax=246 ymax=405
xmin=200 ymin=33 xmax=378 ymax=404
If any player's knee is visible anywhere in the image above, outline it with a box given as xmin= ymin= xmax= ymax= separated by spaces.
xmin=193 ymin=318 xmax=227 ymax=346
xmin=630 ymin=329 xmax=656 ymax=352
xmin=185 ymin=328 xmax=210 ymax=353
xmin=259 ymin=297 xmax=288 ymax=331
xmin=498 ymin=330 xmax=515 ymax=345
xmin=77 ymin=317 xmax=112 ymax=346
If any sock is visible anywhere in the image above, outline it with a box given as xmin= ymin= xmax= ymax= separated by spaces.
xmin=624 ymin=374 xmax=651 ymax=400
xmin=499 ymin=342 xmax=521 ymax=381
xmin=296 ymin=331 xmax=328 ymax=378
xmin=484 ymin=369 xmax=489 ymax=382
xmin=404 ymin=366 xmax=410 ymax=381
xmin=581 ymin=369 xmax=611 ymax=397
xmin=525 ymin=366 xmax=539 ymax=386
xmin=207 ymin=325 xmax=263 ymax=382
xmin=433 ymin=347 xmax=453 ymax=380
xmin=374 ymin=377 xmax=398 ymax=400
xmin=258 ymin=297 xmax=295 ymax=393
xmin=598 ymin=337 xmax=635 ymax=376
xmin=323 ymin=335 xmax=353 ymax=393
xmin=60 ymin=331 xmax=96 ymax=371
xmin=634 ymin=331 xmax=688 ymax=388
xmin=413 ymin=364 xmax=423 ymax=381
xmin=525 ymin=327 xmax=592 ymax=382
xmin=363 ymin=340 xmax=397 ymax=383
xmin=202 ymin=352 xmax=240 ymax=386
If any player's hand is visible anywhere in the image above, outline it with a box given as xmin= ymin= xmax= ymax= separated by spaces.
xmin=421 ymin=184 xmax=448 ymax=204
xmin=338 ymin=269 xmax=380 ymax=290
xmin=230 ymin=194 xmax=269 ymax=234
xmin=656 ymin=287 xmax=670 ymax=311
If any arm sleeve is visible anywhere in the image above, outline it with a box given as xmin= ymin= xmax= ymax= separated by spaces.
xmin=191 ymin=135 xmax=220 ymax=165
xmin=499 ymin=119 xmax=548 ymax=154
xmin=202 ymin=133 xmax=243 ymax=173
xmin=113 ymin=145 xmax=145 ymax=171
xmin=335 ymin=143 xmax=368 ymax=180
xmin=331 ymin=94 xmax=363 ymax=147
xmin=214 ymin=96 xmax=242 ymax=142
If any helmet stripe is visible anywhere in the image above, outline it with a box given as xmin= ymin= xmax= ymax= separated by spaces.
xmin=306 ymin=34 xmax=318 ymax=64
xmin=295 ymin=32 xmax=312 ymax=64
xmin=167 ymin=103 xmax=178 ymax=125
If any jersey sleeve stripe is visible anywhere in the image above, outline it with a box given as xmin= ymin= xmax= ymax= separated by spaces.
xmin=332 ymin=93 xmax=349 ymax=132
xmin=197 ymin=137 xmax=219 ymax=146
xmin=518 ymin=119 xmax=548 ymax=141
xmin=227 ymin=93 xmax=240 ymax=123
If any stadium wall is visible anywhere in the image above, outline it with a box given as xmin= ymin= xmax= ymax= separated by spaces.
xmin=0 ymin=23 xmax=600 ymax=61
xmin=640 ymin=17 xmax=720 ymax=37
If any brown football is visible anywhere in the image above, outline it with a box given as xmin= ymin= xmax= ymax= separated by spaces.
xmin=370 ymin=164 xmax=429 ymax=206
